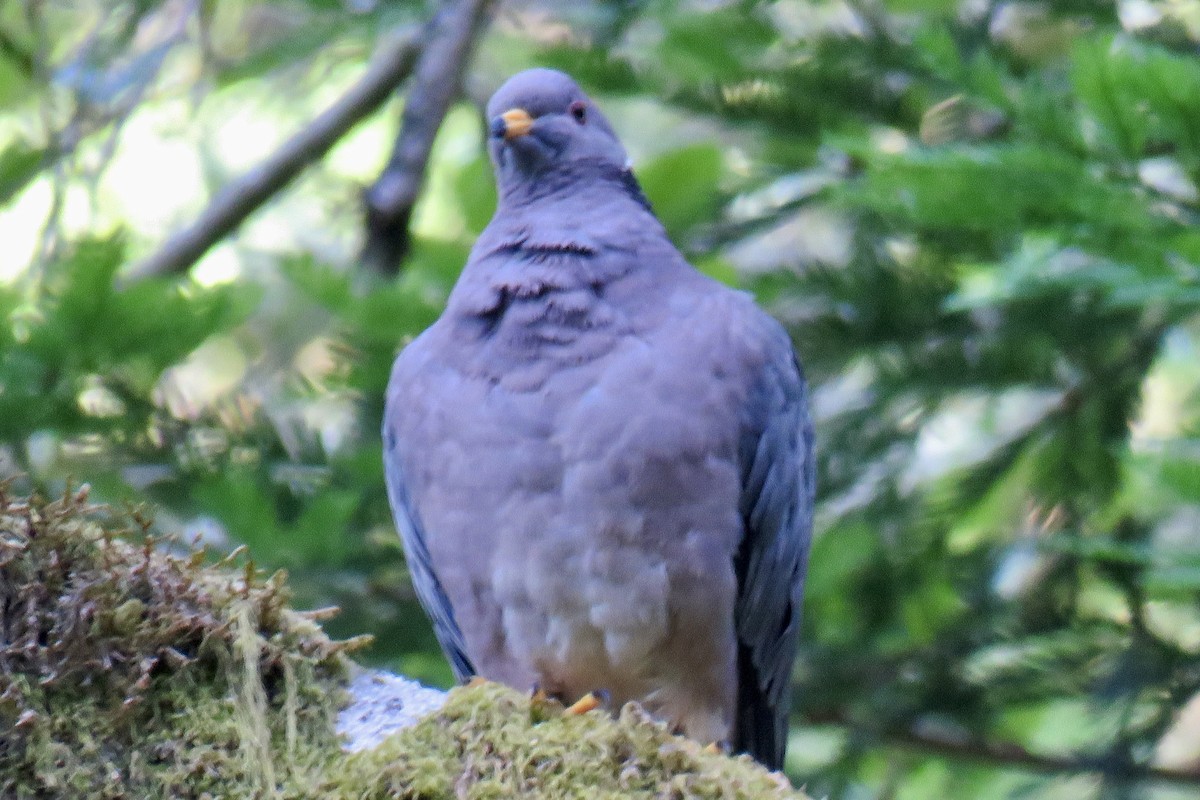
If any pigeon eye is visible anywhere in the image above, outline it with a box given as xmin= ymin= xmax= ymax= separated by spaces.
xmin=569 ymin=101 xmax=587 ymax=124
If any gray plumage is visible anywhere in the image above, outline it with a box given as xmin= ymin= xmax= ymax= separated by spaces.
xmin=383 ymin=68 xmax=813 ymax=770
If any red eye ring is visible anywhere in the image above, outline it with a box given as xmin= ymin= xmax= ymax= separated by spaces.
xmin=569 ymin=100 xmax=587 ymax=124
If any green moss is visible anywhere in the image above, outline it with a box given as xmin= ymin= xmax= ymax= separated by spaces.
xmin=335 ymin=682 xmax=807 ymax=799
xmin=0 ymin=486 xmax=807 ymax=799
xmin=0 ymin=484 xmax=354 ymax=799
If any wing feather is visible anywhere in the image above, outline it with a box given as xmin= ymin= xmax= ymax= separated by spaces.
xmin=733 ymin=325 xmax=815 ymax=770
xmin=382 ymin=417 xmax=476 ymax=682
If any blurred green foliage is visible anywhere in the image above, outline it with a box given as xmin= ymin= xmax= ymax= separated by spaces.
xmin=2 ymin=0 xmax=1200 ymax=797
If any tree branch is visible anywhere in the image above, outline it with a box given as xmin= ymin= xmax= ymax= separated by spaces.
xmin=127 ymin=29 xmax=423 ymax=281
xmin=359 ymin=0 xmax=494 ymax=276
xmin=807 ymin=711 xmax=1200 ymax=788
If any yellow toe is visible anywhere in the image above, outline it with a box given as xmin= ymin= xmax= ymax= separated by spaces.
xmin=565 ymin=691 xmax=603 ymax=716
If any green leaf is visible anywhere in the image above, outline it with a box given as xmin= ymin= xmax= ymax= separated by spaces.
xmin=0 ymin=139 xmax=45 ymax=205
xmin=1147 ymin=565 xmax=1200 ymax=596
xmin=1040 ymin=535 xmax=1153 ymax=565
xmin=848 ymin=145 xmax=1153 ymax=243
xmin=192 ymin=469 xmax=281 ymax=554
xmin=636 ymin=143 xmax=722 ymax=236
xmin=900 ymin=575 xmax=965 ymax=644
xmin=281 ymin=255 xmax=353 ymax=314
xmin=806 ymin=521 xmax=877 ymax=602
xmin=537 ymin=46 xmax=641 ymax=95
xmin=658 ymin=7 xmax=775 ymax=79
xmin=453 ymin=155 xmax=497 ymax=236
xmin=1072 ymin=36 xmax=1200 ymax=157
xmin=1071 ymin=36 xmax=1149 ymax=158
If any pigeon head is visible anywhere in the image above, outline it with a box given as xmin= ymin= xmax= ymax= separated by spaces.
xmin=486 ymin=69 xmax=631 ymax=202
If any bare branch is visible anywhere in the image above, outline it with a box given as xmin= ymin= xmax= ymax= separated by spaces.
xmin=359 ymin=0 xmax=495 ymax=276
xmin=127 ymin=29 xmax=423 ymax=281
xmin=808 ymin=711 xmax=1200 ymax=788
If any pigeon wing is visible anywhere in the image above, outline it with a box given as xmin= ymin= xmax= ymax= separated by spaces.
xmin=733 ymin=320 xmax=815 ymax=769
xmin=382 ymin=355 xmax=476 ymax=682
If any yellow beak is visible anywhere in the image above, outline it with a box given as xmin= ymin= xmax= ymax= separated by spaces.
xmin=498 ymin=108 xmax=534 ymax=140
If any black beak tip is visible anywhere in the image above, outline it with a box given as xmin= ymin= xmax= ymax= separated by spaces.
xmin=489 ymin=116 xmax=507 ymax=140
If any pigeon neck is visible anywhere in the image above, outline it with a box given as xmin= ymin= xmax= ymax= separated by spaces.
xmin=497 ymin=159 xmax=653 ymax=216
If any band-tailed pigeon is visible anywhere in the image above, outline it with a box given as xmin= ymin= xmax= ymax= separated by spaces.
xmin=383 ymin=68 xmax=814 ymax=769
